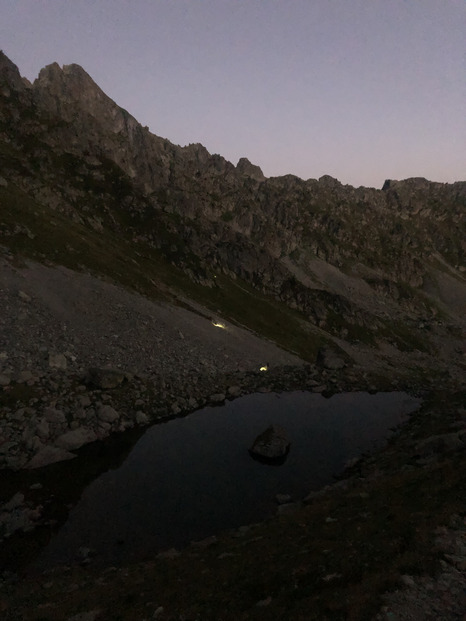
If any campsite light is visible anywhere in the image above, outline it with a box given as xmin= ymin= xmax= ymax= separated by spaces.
xmin=212 ymin=320 xmax=227 ymax=329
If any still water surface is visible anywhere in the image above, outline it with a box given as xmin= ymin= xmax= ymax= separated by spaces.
xmin=37 ymin=390 xmax=420 ymax=567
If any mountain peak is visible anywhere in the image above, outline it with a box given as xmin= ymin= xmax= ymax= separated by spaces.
xmin=32 ymin=59 xmax=120 ymax=127
xmin=236 ymin=157 xmax=265 ymax=181
xmin=35 ymin=61 xmax=99 ymax=92
xmin=0 ymin=50 xmax=28 ymax=92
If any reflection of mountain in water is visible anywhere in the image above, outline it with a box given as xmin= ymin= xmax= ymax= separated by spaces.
xmin=1 ymin=425 xmax=145 ymax=574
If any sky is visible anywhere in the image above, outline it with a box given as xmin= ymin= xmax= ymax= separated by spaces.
xmin=1 ymin=0 xmax=465 ymax=188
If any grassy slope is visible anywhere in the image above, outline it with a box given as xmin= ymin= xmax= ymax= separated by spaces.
xmin=0 ymin=125 xmax=443 ymax=360
xmin=0 ymin=181 xmax=323 ymax=362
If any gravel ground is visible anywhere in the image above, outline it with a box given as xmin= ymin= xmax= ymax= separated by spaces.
xmin=0 ymin=257 xmax=317 ymax=471
xmin=0 ymin=257 xmax=303 ymax=380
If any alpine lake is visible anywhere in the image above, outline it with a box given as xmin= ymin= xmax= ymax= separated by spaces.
xmin=17 ymin=389 xmax=421 ymax=570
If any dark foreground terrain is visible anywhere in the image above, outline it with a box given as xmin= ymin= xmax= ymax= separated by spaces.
xmin=1 ymin=390 xmax=466 ymax=620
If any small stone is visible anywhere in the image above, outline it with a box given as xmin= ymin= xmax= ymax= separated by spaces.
xmin=31 ymin=436 xmax=45 ymax=452
xmin=0 ymin=375 xmax=10 ymax=387
xmin=98 ymin=405 xmax=119 ymax=423
xmin=0 ymin=441 xmax=18 ymax=456
xmin=303 ymin=490 xmax=323 ymax=503
xmin=43 ymin=407 xmax=66 ymax=424
xmin=36 ymin=419 xmax=50 ymax=440
xmin=4 ymin=454 xmax=28 ymax=470
xmin=217 ymin=552 xmax=237 ymax=559
xmin=322 ymin=573 xmax=342 ymax=582
xmin=87 ymin=368 xmax=127 ymax=389
xmin=209 ymin=393 xmax=226 ymax=404
xmin=135 ymin=411 xmax=149 ymax=425
xmin=156 ymin=548 xmax=180 ymax=559
xmin=66 ymin=610 xmax=101 ymax=621
xmin=171 ymin=403 xmax=181 ymax=415
xmin=18 ymin=290 xmax=31 ymax=302
xmin=118 ymin=420 xmax=134 ymax=431
xmin=76 ymin=546 xmax=93 ymax=561
xmin=277 ymin=502 xmax=302 ymax=515
xmin=344 ymin=456 xmax=362 ymax=470
xmin=191 ymin=535 xmax=218 ymax=548
xmin=78 ymin=395 xmax=92 ymax=407
xmin=15 ymin=370 xmax=34 ymax=384
xmin=275 ymin=494 xmax=292 ymax=505
xmin=400 ymin=575 xmax=416 ymax=587
xmin=48 ymin=353 xmax=67 ymax=370
xmin=256 ymin=596 xmax=272 ymax=607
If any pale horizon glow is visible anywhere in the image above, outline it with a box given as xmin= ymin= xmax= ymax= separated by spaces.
xmin=1 ymin=0 xmax=465 ymax=189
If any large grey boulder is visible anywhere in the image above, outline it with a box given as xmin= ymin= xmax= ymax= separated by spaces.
xmin=26 ymin=446 xmax=76 ymax=469
xmin=55 ymin=427 xmax=97 ymax=451
xmin=249 ymin=425 xmax=290 ymax=462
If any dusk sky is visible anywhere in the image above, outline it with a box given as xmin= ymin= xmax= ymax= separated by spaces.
xmin=1 ymin=0 xmax=465 ymax=188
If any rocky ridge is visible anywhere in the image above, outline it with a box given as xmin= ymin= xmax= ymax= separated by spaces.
xmin=0 ymin=51 xmax=465 ymax=365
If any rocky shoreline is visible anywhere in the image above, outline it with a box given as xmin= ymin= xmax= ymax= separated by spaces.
xmin=0 ymin=357 xmax=423 ymax=473
xmin=1 ymin=358 xmax=462 ymax=478
xmin=0 ymin=359 xmax=414 ymax=561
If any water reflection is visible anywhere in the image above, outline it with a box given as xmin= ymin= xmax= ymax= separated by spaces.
xmin=35 ymin=391 xmax=420 ymax=569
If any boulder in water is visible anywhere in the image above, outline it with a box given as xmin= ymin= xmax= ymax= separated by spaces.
xmin=249 ymin=425 xmax=290 ymax=463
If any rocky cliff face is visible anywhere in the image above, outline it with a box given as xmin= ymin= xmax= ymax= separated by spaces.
xmin=0 ymin=51 xmax=465 ymax=358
